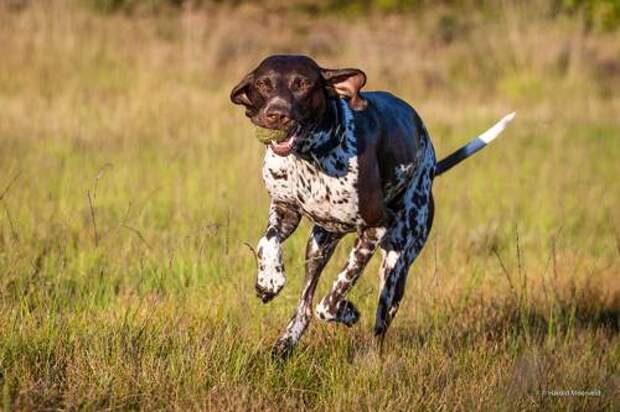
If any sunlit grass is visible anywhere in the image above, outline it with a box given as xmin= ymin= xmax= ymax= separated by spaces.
xmin=0 ymin=1 xmax=618 ymax=410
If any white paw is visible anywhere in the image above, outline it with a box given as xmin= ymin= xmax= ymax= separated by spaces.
xmin=255 ymin=236 xmax=286 ymax=302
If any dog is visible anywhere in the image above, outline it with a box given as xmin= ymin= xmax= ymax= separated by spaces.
xmin=230 ymin=55 xmax=514 ymax=358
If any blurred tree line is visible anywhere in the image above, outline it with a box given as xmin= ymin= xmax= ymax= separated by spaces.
xmin=7 ymin=0 xmax=619 ymax=31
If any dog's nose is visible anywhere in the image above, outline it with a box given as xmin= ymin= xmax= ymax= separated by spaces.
xmin=265 ymin=110 xmax=290 ymax=126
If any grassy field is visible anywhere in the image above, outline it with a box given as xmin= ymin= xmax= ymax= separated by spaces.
xmin=0 ymin=1 xmax=619 ymax=410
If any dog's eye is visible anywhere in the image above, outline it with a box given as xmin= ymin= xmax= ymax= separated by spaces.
xmin=255 ymin=78 xmax=272 ymax=92
xmin=292 ymin=77 xmax=311 ymax=91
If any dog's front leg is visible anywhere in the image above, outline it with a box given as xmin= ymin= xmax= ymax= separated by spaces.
xmin=254 ymin=201 xmax=301 ymax=303
xmin=272 ymin=226 xmax=343 ymax=359
xmin=315 ymin=226 xmax=386 ymax=326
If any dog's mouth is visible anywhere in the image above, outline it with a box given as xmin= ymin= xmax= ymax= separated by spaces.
xmin=269 ymin=130 xmax=298 ymax=156
xmin=265 ymin=124 xmax=306 ymax=157
xmin=255 ymin=121 xmax=316 ymax=157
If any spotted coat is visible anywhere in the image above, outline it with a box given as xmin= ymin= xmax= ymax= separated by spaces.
xmin=254 ymin=94 xmax=436 ymax=358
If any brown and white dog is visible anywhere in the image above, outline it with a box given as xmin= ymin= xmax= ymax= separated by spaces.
xmin=230 ymin=55 xmax=514 ymax=358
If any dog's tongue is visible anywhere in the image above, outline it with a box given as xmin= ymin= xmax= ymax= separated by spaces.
xmin=270 ymin=133 xmax=296 ymax=156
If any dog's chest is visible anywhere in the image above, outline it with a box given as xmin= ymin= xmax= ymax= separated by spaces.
xmin=263 ymin=149 xmax=362 ymax=232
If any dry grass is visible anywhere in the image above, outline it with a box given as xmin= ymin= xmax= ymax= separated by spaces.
xmin=0 ymin=0 xmax=619 ymax=410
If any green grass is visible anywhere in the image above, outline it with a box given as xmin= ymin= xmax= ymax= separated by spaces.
xmin=0 ymin=1 xmax=619 ymax=410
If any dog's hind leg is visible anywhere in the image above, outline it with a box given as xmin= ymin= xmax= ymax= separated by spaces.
xmin=315 ymin=226 xmax=385 ymax=326
xmin=373 ymin=177 xmax=434 ymax=341
xmin=272 ymin=226 xmax=343 ymax=359
xmin=255 ymin=202 xmax=301 ymax=303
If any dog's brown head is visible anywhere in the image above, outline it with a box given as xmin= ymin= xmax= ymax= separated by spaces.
xmin=230 ymin=55 xmax=367 ymax=156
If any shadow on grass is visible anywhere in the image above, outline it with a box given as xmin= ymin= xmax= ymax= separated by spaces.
xmin=389 ymin=290 xmax=620 ymax=352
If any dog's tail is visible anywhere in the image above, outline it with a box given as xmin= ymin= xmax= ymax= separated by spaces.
xmin=434 ymin=112 xmax=516 ymax=176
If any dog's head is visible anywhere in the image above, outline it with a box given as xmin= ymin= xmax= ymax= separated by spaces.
xmin=230 ymin=55 xmax=367 ymax=156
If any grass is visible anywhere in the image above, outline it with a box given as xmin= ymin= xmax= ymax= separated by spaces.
xmin=0 ymin=0 xmax=619 ymax=410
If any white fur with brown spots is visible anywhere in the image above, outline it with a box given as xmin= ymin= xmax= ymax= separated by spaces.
xmin=231 ymin=56 xmax=514 ymax=359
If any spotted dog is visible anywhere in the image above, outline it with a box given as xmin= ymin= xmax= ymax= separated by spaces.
xmin=230 ymin=55 xmax=515 ymax=358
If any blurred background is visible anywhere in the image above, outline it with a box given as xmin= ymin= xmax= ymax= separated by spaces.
xmin=0 ymin=0 xmax=618 ymax=410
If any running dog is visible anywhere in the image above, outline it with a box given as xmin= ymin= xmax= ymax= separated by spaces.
xmin=230 ymin=55 xmax=515 ymax=358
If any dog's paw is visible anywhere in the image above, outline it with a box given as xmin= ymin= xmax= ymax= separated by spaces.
xmin=255 ymin=237 xmax=286 ymax=303
xmin=373 ymin=317 xmax=390 ymax=338
xmin=255 ymin=268 xmax=286 ymax=303
xmin=254 ymin=280 xmax=283 ymax=303
xmin=316 ymin=299 xmax=360 ymax=327
xmin=336 ymin=300 xmax=360 ymax=327
xmin=271 ymin=336 xmax=295 ymax=360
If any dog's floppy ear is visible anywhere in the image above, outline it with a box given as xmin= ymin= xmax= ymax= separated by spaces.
xmin=320 ymin=67 xmax=368 ymax=111
xmin=230 ymin=72 xmax=255 ymax=109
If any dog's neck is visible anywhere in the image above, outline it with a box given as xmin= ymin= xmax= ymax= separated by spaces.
xmin=297 ymin=98 xmax=354 ymax=160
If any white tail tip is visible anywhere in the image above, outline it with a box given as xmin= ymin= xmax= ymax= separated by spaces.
xmin=479 ymin=112 xmax=516 ymax=144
